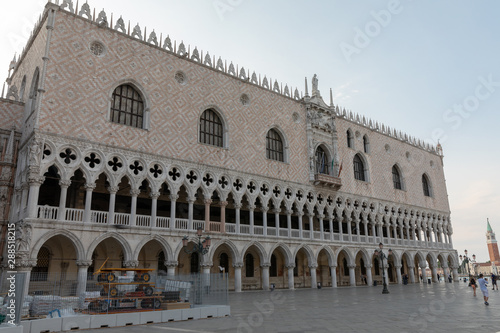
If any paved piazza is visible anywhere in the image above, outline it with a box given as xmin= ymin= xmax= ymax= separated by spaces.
xmin=84 ymin=282 xmax=499 ymax=333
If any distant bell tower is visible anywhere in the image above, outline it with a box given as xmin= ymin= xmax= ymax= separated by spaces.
xmin=486 ymin=219 xmax=500 ymax=266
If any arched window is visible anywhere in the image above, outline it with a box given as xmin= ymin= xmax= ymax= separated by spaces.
xmin=363 ymin=135 xmax=369 ymax=153
xmin=270 ymin=254 xmax=277 ymax=277
xmin=110 ymin=84 xmax=144 ymax=128
xmin=190 ymin=252 xmax=199 ymax=273
xmin=19 ymin=75 xmax=27 ymax=102
xmin=219 ymin=252 xmax=229 ymax=273
xmin=392 ymin=165 xmax=402 ymax=190
xmin=353 ymin=154 xmax=366 ymax=181
xmin=158 ymin=251 xmax=167 ymax=273
xmin=343 ymin=258 xmax=349 ymax=276
xmin=374 ymin=258 xmax=380 ymax=275
xmin=422 ymin=174 xmax=431 ymax=197
xmin=245 ymin=253 xmax=254 ymax=278
xmin=29 ymin=69 xmax=40 ymax=115
xmin=347 ymin=130 xmax=354 ymax=148
xmin=315 ymin=146 xmax=329 ymax=174
xmin=32 ymin=246 xmax=50 ymax=281
xmin=266 ymin=129 xmax=284 ymax=162
xmin=200 ymin=109 xmax=223 ymax=147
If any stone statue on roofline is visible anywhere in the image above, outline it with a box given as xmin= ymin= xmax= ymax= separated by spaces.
xmin=312 ymin=74 xmax=320 ymax=97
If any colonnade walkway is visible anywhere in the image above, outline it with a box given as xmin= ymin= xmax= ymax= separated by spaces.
xmin=85 ymin=282 xmax=499 ymax=332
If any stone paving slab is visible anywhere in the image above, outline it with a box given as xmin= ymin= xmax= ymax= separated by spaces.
xmin=83 ymin=282 xmax=500 ymax=333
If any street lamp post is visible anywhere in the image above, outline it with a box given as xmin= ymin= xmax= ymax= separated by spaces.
xmin=374 ymin=243 xmax=392 ymax=294
xmin=459 ymin=250 xmax=476 ymax=281
xmin=182 ymin=227 xmax=211 ymax=304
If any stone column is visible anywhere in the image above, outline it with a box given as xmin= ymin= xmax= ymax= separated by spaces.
xmin=298 ymin=212 xmax=304 ymax=238
xmin=27 ymin=177 xmax=44 ymax=218
xmin=442 ymin=263 xmax=450 ymax=279
xmin=448 ymin=232 xmax=454 ymax=248
xmin=354 ymin=217 xmax=360 ymax=239
xmin=330 ymin=266 xmax=337 ymax=287
xmin=395 ymin=265 xmax=402 ymax=284
xmin=58 ymin=180 xmax=71 ymax=221
xmin=274 ymin=208 xmax=280 ymax=237
xmin=151 ymin=192 xmax=160 ymax=228
xmin=362 ymin=219 xmax=368 ymax=240
xmin=286 ymin=264 xmax=295 ymax=290
xmin=166 ymin=261 xmax=178 ymax=277
xmin=338 ymin=217 xmax=343 ymax=240
xmin=308 ymin=213 xmax=314 ymax=240
xmin=20 ymin=184 xmax=29 ymax=219
xmin=83 ymin=183 xmax=95 ymax=223
xmin=348 ymin=265 xmax=356 ymax=286
xmin=130 ymin=189 xmax=140 ymax=227
xmin=12 ymin=187 xmax=22 ymax=220
xmin=309 ymin=264 xmax=318 ymax=288
xmin=76 ymin=260 xmax=93 ymax=300
xmin=261 ymin=264 xmax=270 ymax=291
xmin=329 ymin=216 xmax=334 ymax=241
xmin=371 ymin=223 xmax=377 ymax=242
xmin=431 ymin=266 xmax=438 ymax=283
xmin=123 ymin=260 xmax=139 ymax=278
xmin=16 ymin=259 xmax=36 ymax=302
xmin=107 ymin=186 xmax=119 ymax=224
xmin=286 ymin=209 xmax=292 ymax=237
xmin=365 ymin=264 xmax=373 ymax=286
xmin=420 ymin=261 xmax=427 ymax=283
xmin=204 ymin=199 xmax=212 ymax=231
xmin=262 ymin=207 xmax=268 ymax=236
xmin=249 ymin=204 xmax=255 ymax=235
xmin=201 ymin=264 xmax=212 ymax=288
xmin=170 ymin=194 xmax=178 ymax=230
xmin=452 ymin=266 xmax=459 ymax=282
xmin=234 ymin=203 xmax=241 ymax=234
xmin=220 ymin=201 xmax=228 ymax=233
xmin=233 ymin=263 xmax=243 ymax=292
xmin=346 ymin=218 xmax=352 ymax=242
xmin=319 ymin=214 xmax=324 ymax=240
xmin=407 ymin=266 xmax=415 ymax=283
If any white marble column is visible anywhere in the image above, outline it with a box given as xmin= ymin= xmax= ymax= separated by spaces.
xmin=166 ymin=261 xmax=178 ymax=277
xmin=76 ymin=260 xmax=92 ymax=300
xmin=235 ymin=203 xmax=241 ymax=234
xmin=298 ymin=213 xmax=304 ymax=238
xmin=330 ymin=266 xmax=337 ymax=288
xmin=346 ymin=218 xmax=352 ymax=242
xmin=408 ymin=266 xmax=416 ymax=283
xmin=170 ymin=194 xmax=178 ymax=230
xmin=249 ymin=204 xmax=255 ymax=235
xmin=452 ymin=266 xmax=459 ymax=282
xmin=83 ymin=183 xmax=95 ymax=223
xmin=27 ymin=177 xmax=44 ymax=218
xmin=20 ymin=184 xmax=29 ymax=219
xmin=262 ymin=207 xmax=268 ymax=236
xmin=204 ymin=199 xmax=212 ymax=231
xmin=107 ymin=186 xmax=119 ymax=224
xmin=286 ymin=209 xmax=292 ymax=237
xmin=420 ymin=262 xmax=427 ymax=283
xmin=130 ymin=189 xmax=140 ymax=226
xmin=274 ymin=208 xmax=280 ymax=237
xmin=329 ymin=216 xmax=334 ymax=241
xmin=151 ymin=192 xmax=160 ymax=228
xmin=220 ymin=201 xmax=228 ymax=233
xmin=287 ymin=265 xmax=295 ymax=290
xmin=395 ymin=265 xmax=402 ymax=284
xmin=261 ymin=264 xmax=270 ymax=291
xmin=234 ymin=263 xmax=243 ymax=292
xmin=58 ymin=180 xmax=71 ymax=221
xmin=348 ymin=265 xmax=356 ymax=286
xmin=365 ymin=265 xmax=373 ymax=286
xmin=319 ymin=214 xmax=324 ymax=240
xmin=338 ymin=217 xmax=343 ymax=240
xmin=371 ymin=223 xmax=377 ymax=243
xmin=431 ymin=266 xmax=438 ymax=282
xmin=310 ymin=264 xmax=318 ymax=288
xmin=308 ymin=213 xmax=314 ymax=240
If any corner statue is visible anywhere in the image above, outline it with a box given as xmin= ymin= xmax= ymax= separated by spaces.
xmin=312 ymin=74 xmax=320 ymax=97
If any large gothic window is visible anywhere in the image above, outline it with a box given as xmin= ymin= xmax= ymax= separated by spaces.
xmin=110 ymin=84 xmax=144 ymax=128
xmin=200 ymin=109 xmax=223 ymax=147
xmin=266 ymin=129 xmax=284 ymax=162
xmin=392 ymin=165 xmax=402 ymax=190
xmin=363 ymin=135 xmax=370 ymax=153
xmin=353 ymin=154 xmax=366 ymax=181
xmin=315 ymin=146 xmax=330 ymax=174
xmin=245 ymin=254 xmax=254 ymax=278
xmin=422 ymin=174 xmax=431 ymax=197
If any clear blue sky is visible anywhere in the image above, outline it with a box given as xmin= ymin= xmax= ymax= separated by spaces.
xmin=1 ymin=0 xmax=499 ymax=263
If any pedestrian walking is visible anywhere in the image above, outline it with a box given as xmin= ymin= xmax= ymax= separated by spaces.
xmin=478 ymin=274 xmax=489 ymax=305
xmin=469 ymin=277 xmax=477 ymax=296
xmin=491 ymin=273 xmax=498 ymax=290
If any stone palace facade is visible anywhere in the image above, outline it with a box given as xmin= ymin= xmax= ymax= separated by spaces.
xmin=0 ymin=1 xmax=458 ymax=294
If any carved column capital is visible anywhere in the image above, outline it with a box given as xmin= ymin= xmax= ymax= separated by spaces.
xmin=150 ymin=191 xmax=160 ymax=199
xmin=130 ymin=189 xmax=141 ymax=197
xmin=220 ymin=201 xmax=228 ymax=207
xmin=204 ymin=199 xmax=213 ymax=205
xmin=84 ymin=183 xmax=96 ymax=190
xmin=107 ymin=186 xmax=119 ymax=194
xmin=170 ymin=194 xmax=179 ymax=201
xmin=59 ymin=180 xmax=72 ymax=188
xmin=232 ymin=262 xmax=244 ymax=269
xmin=165 ymin=260 xmax=178 ymax=268
xmin=76 ymin=260 xmax=93 ymax=267
xmin=123 ymin=260 xmax=139 ymax=268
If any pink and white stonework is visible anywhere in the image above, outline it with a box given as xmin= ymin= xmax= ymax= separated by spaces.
xmin=1 ymin=1 xmax=458 ymax=293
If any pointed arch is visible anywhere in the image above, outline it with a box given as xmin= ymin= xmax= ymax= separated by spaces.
xmin=132 ymin=235 xmax=174 ymax=261
xmin=86 ymin=232 xmax=133 ymax=262
xmin=30 ymin=229 xmax=85 ymax=261
xmin=109 ymin=82 xmax=147 ymax=129
xmin=334 ymin=247 xmax=355 ymax=266
xmin=267 ymin=242 xmax=293 ymax=265
xmin=316 ymin=246 xmax=335 ymax=267
xmin=240 ymin=241 xmax=267 ymax=263
xmin=422 ymin=173 xmax=433 ymax=197
xmin=199 ymin=107 xmax=226 ymax=148
xmin=206 ymin=239 xmax=239 ymax=264
xmin=292 ymin=244 xmax=315 ymax=265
